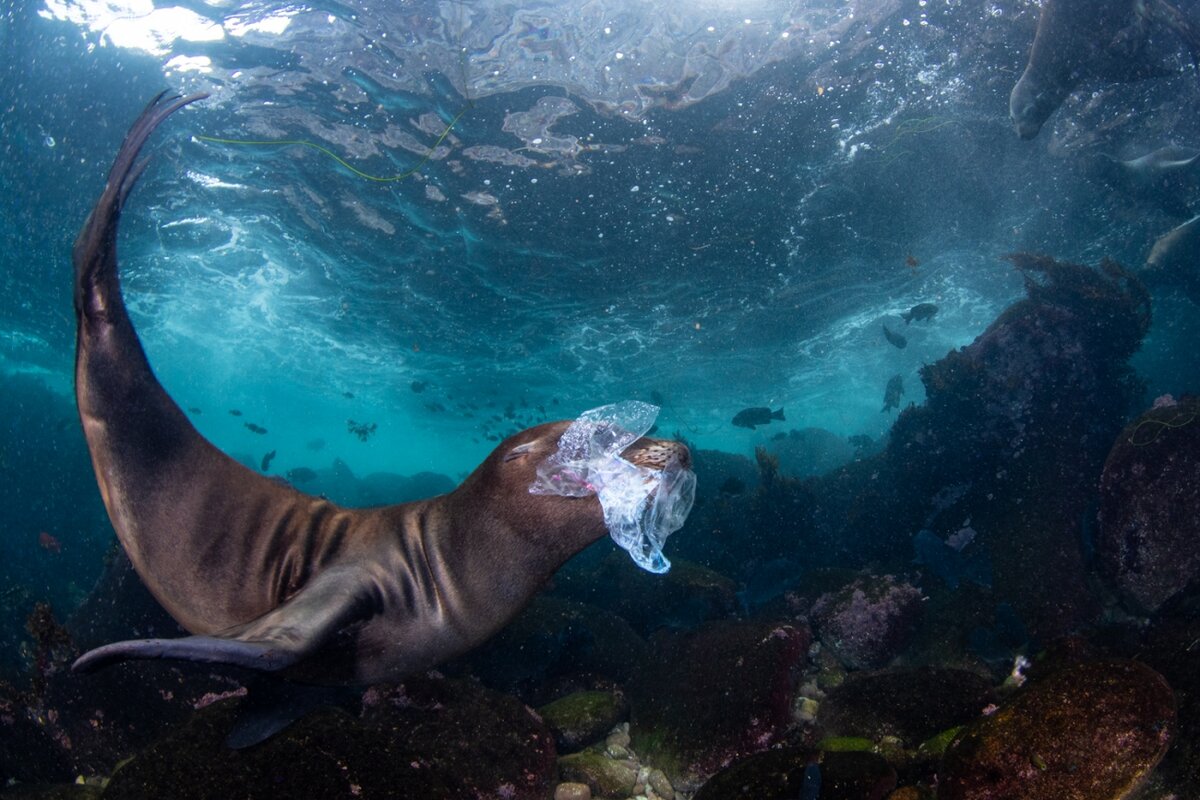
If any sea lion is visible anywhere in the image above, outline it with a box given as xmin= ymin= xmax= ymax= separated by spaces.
xmin=1108 ymin=144 xmax=1200 ymax=174
xmin=1142 ymin=213 xmax=1200 ymax=302
xmin=71 ymin=92 xmax=692 ymax=685
xmin=1009 ymin=0 xmax=1200 ymax=140
xmin=1097 ymin=145 xmax=1200 ymax=217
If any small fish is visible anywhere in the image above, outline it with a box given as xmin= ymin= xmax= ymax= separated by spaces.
xmin=425 ymin=402 xmax=446 ymax=413
xmin=905 ymin=254 xmax=920 ymax=269
xmin=650 ymin=390 xmax=666 ymax=406
xmin=410 ymin=381 xmax=427 ymax=394
xmin=244 ymin=422 xmax=268 ymax=435
xmin=347 ymin=419 xmax=378 ymax=442
xmin=229 ymin=409 xmax=243 ymax=417
xmin=187 ymin=406 xmax=202 ymax=415
xmin=732 ymin=407 xmax=785 ymax=430
xmin=261 ymin=450 xmax=276 ymax=471
xmin=342 ymin=391 xmax=355 ymax=399
xmin=882 ymin=374 xmax=905 ymax=413
xmin=306 ymin=438 xmax=326 ymax=452
xmin=883 ymin=324 xmax=907 ymax=349
xmin=285 ymin=467 xmax=318 ymax=484
xmin=902 ymin=302 xmax=938 ymax=323
xmin=38 ymin=531 xmax=62 ymax=554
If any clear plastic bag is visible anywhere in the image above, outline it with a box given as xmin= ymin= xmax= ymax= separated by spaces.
xmin=530 ymin=401 xmax=695 ymax=573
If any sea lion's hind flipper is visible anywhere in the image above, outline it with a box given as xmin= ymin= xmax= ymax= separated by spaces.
xmin=74 ymin=90 xmax=208 ymax=319
xmin=72 ymin=565 xmax=381 ymax=674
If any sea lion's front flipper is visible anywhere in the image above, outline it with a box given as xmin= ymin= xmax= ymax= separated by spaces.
xmin=73 ymin=565 xmax=380 ymax=674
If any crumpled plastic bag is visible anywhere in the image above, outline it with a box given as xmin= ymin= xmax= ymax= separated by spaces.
xmin=529 ymin=400 xmax=696 ymax=573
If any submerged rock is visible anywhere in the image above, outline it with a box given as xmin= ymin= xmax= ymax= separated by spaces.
xmin=0 ymin=681 xmax=71 ymax=786
xmin=538 ymin=688 xmax=629 ymax=753
xmin=693 ymin=748 xmax=896 ymax=800
xmin=939 ymin=659 xmax=1174 ymax=800
xmin=1097 ymin=396 xmax=1200 ymax=613
xmin=1140 ymin=592 xmax=1200 ymax=796
xmin=769 ymin=427 xmax=857 ymax=478
xmin=557 ymin=748 xmax=639 ymax=798
xmin=817 ymin=667 xmax=995 ymax=746
xmin=455 ymin=595 xmax=648 ymax=703
xmin=102 ymin=675 xmax=557 ymax=800
xmin=629 ymin=619 xmax=810 ymax=789
xmin=551 ymin=552 xmax=739 ymax=637
xmin=810 ymin=575 xmax=924 ymax=670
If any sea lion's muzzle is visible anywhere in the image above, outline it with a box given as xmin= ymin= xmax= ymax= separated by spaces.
xmin=530 ymin=401 xmax=697 ymax=574
xmin=622 ymin=437 xmax=692 ymax=472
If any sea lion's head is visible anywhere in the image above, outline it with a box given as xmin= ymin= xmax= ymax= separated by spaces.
xmin=1009 ymin=70 xmax=1062 ymax=140
xmin=458 ymin=418 xmax=693 ymax=567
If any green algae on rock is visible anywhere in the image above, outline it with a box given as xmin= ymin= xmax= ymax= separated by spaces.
xmin=556 ymin=748 xmax=639 ymax=798
xmin=939 ymin=659 xmax=1174 ymax=800
xmin=539 ymin=689 xmax=629 ymax=753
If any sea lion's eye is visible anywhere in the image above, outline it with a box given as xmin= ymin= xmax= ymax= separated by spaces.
xmin=504 ymin=442 xmax=536 ymax=462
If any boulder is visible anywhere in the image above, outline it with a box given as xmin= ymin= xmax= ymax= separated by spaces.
xmin=810 ymin=575 xmax=924 ymax=670
xmin=630 ymin=619 xmax=810 ymax=789
xmin=1097 ymin=396 xmax=1200 ymax=613
xmin=939 ymin=659 xmax=1175 ymax=800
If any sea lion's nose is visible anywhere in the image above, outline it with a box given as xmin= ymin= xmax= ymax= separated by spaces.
xmin=623 ymin=438 xmax=691 ymax=471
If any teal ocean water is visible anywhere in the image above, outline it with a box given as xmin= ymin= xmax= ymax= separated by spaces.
xmin=2 ymin=0 xmax=1200 ymax=796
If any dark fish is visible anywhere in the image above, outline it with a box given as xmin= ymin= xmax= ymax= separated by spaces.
xmin=882 ymin=374 xmax=905 ymax=413
xmin=732 ymin=406 xmax=785 ymax=430
xmin=719 ymin=477 xmax=746 ymax=495
xmin=187 ymin=406 xmax=202 ymax=415
xmin=902 ymin=302 xmax=938 ymax=324
xmin=410 ymin=381 xmax=427 ymax=393
xmin=882 ymin=324 xmax=907 ymax=349
xmin=306 ymin=438 xmax=326 ymax=451
xmin=284 ymin=467 xmax=318 ymax=484
xmin=342 ymin=391 xmax=355 ymax=399
xmin=650 ymin=390 xmax=666 ymax=406
xmin=261 ymin=450 xmax=276 ymax=471
xmin=38 ymin=531 xmax=62 ymax=554
xmin=905 ymin=254 xmax=920 ymax=269
xmin=425 ymin=402 xmax=446 ymax=413
xmin=229 ymin=409 xmax=243 ymax=417
xmin=347 ymin=419 xmax=377 ymax=442
xmin=244 ymin=422 xmax=268 ymax=435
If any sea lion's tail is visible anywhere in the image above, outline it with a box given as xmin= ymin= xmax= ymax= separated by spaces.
xmin=73 ymin=90 xmax=208 ymax=322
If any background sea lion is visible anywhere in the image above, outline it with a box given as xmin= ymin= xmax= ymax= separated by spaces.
xmin=71 ymin=92 xmax=691 ymax=685
xmin=1010 ymin=0 xmax=1200 ymax=140
xmin=1142 ymin=213 xmax=1200 ymax=303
